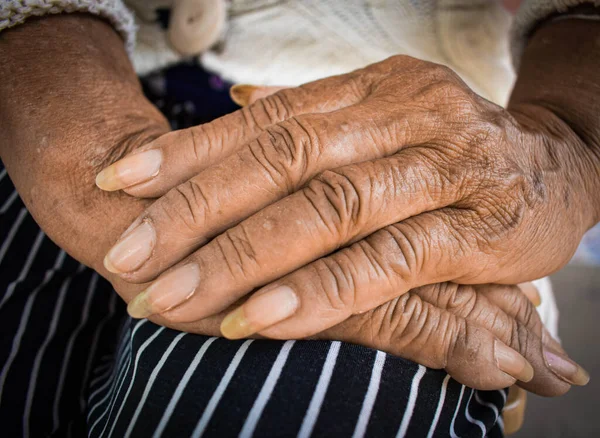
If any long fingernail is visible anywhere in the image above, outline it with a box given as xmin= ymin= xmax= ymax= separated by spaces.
xmin=543 ymin=345 xmax=590 ymax=386
xmin=518 ymin=282 xmax=541 ymax=307
xmin=127 ymin=264 xmax=201 ymax=319
xmin=104 ymin=222 xmax=155 ymax=274
xmin=495 ymin=340 xmax=534 ymax=382
xmin=221 ymin=286 xmax=298 ymax=339
xmin=96 ymin=148 xmax=162 ymax=191
xmin=230 ymin=84 xmax=259 ymax=107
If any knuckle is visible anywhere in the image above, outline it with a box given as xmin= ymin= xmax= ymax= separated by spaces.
xmin=380 ymin=224 xmax=425 ymax=282
xmin=462 ymin=117 xmax=505 ymax=162
xmin=343 ymin=72 xmax=374 ymax=100
xmin=377 ymin=55 xmax=426 ymax=78
xmin=426 ymin=62 xmax=457 ymax=79
xmin=311 ymin=257 xmax=358 ymax=314
xmin=269 ymin=90 xmax=302 ymax=118
xmin=447 ymin=321 xmax=479 ymax=371
xmin=186 ymin=125 xmax=211 ymax=163
xmin=370 ymin=293 xmax=459 ymax=370
xmin=249 ymin=117 xmax=321 ymax=191
xmin=509 ymin=320 xmax=535 ymax=360
xmin=303 ymin=168 xmax=368 ymax=240
xmin=386 ymin=294 xmax=449 ymax=369
xmin=471 ymin=189 xmax=528 ymax=241
xmin=441 ymin=284 xmax=479 ymax=317
xmin=213 ymin=225 xmax=260 ymax=281
xmin=508 ymin=288 xmax=541 ymax=331
xmin=427 ymin=308 xmax=460 ymax=369
xmin=458 ymin=122 xmax=540 ymax=242
xmin=376 ymin=294 xmax=414 ymax=345
xmin=410 ymin=80 xmax=459 ymax=112
xmin=158 ymin=180 xmax=210 ymax=232
xmin=246 ymin=91 xmax=295 ymax=127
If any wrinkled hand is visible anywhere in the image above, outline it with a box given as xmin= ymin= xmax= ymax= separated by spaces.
xmin=170 ymin=280 xmax=585 ymax=395
xmin=95 ymin=55 xmax=595 ymax=392
xmin=98 ymin=56 xmax=596 ymax=330
xmin=3 ymin=15 xmax=589 ymax=397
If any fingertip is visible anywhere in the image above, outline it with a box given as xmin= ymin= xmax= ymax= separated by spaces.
xmin=230 ymin=84 xmax=288 ymax=106
xmin=230 ymin=84 xmax=260 ymax=107
xmin=495 ymin=339 xmax=535 ymax=383
xmin=518 ymin=282 xmax=541 ymax=307
xmin=221 ymin=286 xmax=299 ymax=339
xmin=543 ymin=345 xmax=590 ymax=386
xmin=220 ymin=307 xmax=251 ymax=339
xmin=95 ymin=166 xmax=120 ymax=191
xmin=103 ymin=253 xmax=122 ymax=274
xmin=127 ymin=290 xmax=154 ymax=319
xmin=95 ymin=148 xmax=162 ymax=192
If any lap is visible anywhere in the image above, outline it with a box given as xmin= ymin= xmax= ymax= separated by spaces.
xmin=88 ymin=318 xmax=505 ymax=437
xmin=0 ymin=164 xmax=505 ymax=437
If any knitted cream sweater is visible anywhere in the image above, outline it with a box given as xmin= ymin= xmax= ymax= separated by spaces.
xmin=1 ymin=0 xmax=599 ymax=105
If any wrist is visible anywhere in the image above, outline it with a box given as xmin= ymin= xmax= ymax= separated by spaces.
xmin=509 ymin=18 xmax=600 ymax=227
xmin=0 ymin=14 xmax=168 ymax=272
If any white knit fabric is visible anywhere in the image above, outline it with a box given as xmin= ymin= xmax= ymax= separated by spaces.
xmin=533 ymin=276 xmax=560 ymax=340
xmin=1 ymin=0 xmax=599 ymax=95
xmin=202 ymin=0 xmax=516 ymax=105
xmin=0 ymin=0 xmax=136 ymax=53
xmin=124 ymin=0 xmax=182 ymax=76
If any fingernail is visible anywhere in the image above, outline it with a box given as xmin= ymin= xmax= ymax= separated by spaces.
xmin=518 ymin=282 xmax=541 ymax=307
xmin=495 ymin=340 xmax=534 ymax=382
xmin=543 ymin=345 xmax=590 ymax=386
xmin=104 ymin=222 xmax=155 ymax=274
xmin=221 ymin=286 xmax=298 ymax=339
xmin=127 ymin=264 xmax=201 ymax=319
xmin=96 ymin=148 xmax=162 ymax=191
xmin=230 ymin=84 xmax=259 ymax=107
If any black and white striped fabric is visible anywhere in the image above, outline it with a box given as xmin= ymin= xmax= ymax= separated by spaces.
xmin=0 ymin=63 xmax=507 ymax=437
xmin=0 ymin=161 xmax=507 ymax=438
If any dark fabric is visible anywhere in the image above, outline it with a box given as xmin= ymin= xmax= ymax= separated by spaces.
xmin=0 ymin=62 xmax=506 ymax=437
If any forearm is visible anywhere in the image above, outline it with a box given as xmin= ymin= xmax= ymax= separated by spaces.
xmin=509 ymin=18 xmax=600 ymax=227
xmin=0 ymin=14 xmax=168 ymax=273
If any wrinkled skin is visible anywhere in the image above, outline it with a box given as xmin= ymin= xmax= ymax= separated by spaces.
xmin=100 ymin=22 xmax=599 ymax=391
xmin=102 ymin=56 xmax=596 ymax=327
xmin=1 ymin=15 xmax=596 ymax=397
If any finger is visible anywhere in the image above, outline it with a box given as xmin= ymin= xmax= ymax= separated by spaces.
xmin=412 ymin=283 xmax=582 ymax=397
xmin=321 ymin=290 xmax=529 ymax=390
xmin=230 ymin=85 xmax=288 ymax=107
xmin=125 ymin=205 xmax=476 ymax=325
xmin=210 ymin=209 xmax=478 ymax=338
xmin=142 ymin=284 xmax=527 ymax=391
xmin=102 ymin=123 xmax=454 ymax=282
xmin=95 ymin=73 xmax=371 ymax=197
xmin=503 ymin=386 xmax=526 ymax=435
xmin=480 ymin=284 xmax=590 ymax=391
xmin=110 ymin=145 xmax=468 ymax=325
xmin=215 ymin=210 xmax=575 ymax=343
xmin=518 ymin=282 xmax=541 ymax=307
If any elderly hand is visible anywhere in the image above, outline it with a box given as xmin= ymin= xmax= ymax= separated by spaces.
xmin=96 ymin=23 xmax=599 ymax=392
xmin=170 ymin=281 xmax=584 ymax=395
xmin=3 ymin=13 xmax=590 ymax=397
xmin=98 ymin=52 xmax=599 ymax=323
